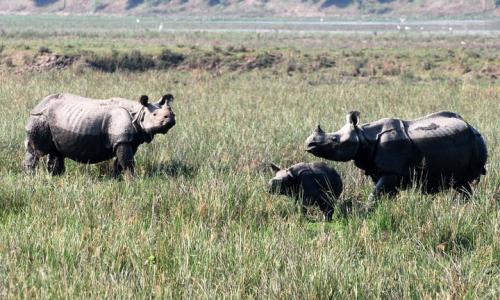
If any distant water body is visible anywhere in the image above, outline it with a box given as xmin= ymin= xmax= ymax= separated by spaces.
xmin=156 ymin=19 xmax=500 ymax=35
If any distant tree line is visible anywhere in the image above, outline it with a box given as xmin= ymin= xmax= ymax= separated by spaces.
xmin=32 ymin=0 xmax=500 ymax=10
xmin=33 ymin=0 xmax=58 ymax=7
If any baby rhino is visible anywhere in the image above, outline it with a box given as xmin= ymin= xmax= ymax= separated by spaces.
xmin=267 ymin=162 xmax=343 ymax=220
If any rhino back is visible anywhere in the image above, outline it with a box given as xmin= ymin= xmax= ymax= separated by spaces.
xmin=304 ymin=163 xmax=343 ymax=198
xmin=47 ymin=97 xmax=136 ymax=163
xmin=30 ymin=94 xmax=62 ymax=116
xmin=408 ymin=112 xmax=469 ymax=142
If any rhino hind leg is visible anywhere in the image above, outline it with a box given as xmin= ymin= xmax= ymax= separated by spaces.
xmin=23 ymin=140 xmax=39 ymax=174
xmin=450 ymin=134 xmax=488 ymax=197
xmin=318 ymin=201 xmax=334 ymax=221
xmin=455 ymin=182 xmax=473 ymax=197
xmin=23 ymin=116 xmax=55 ymax=173
xmin=47 ymin=151 xmax=65 ymax=175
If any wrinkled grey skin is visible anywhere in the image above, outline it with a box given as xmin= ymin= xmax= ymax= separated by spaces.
xmin=23 ymin=93 xmax=176 ymax=177
xmin=267 ymin=162 xmax=343 ymax=220
xmin=305 ymin=111 xmax=487 ymax=200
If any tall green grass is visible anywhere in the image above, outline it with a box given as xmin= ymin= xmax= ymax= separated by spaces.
xmin=0 ymin=68 xmax=498 ymax=298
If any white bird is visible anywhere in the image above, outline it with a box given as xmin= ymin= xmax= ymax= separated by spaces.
xmin=461 ymin=41 xmax=466 ymax=45
xmin=448 ymin=27 xmax=453 ymax=31
xmin=136 ymin=18 xmax=140 ymax=23
xmin=399 ymin=15 xmax=407 ymax=23
xmin=320 ymin=18 xmax=324 ymax=22
xmin=420 ymin=26 xmax=424 ymax=30
xmin=158 ymin=22 xmax=163 ymax=32
xmin=404 ymin=26 xmax=411 ymax=30
xmin=397 ymin=25 xmax=401 ymax=30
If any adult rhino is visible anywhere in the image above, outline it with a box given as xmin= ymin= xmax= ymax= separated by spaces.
xmin=23 ymin=93 xmax=176 ymax=177
xmin=305 ymin=111 xmax=487 ymax=200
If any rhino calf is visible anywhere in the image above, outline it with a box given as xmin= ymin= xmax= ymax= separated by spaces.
xmin=267 ymin=162 xmax=343 ymax=220
xmin=23 ymin=93 xmax=176 ymax=177
xmin=305 ymin=111 xmax=487 ymax=200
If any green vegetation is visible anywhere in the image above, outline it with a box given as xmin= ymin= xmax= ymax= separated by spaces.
xmin=0 ymin=15 xmax=499 ymax=298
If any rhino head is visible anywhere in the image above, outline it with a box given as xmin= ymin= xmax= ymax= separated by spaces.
xmin=305 ymin=111 xmax=360 ymax=161
xmin=137 ymin=94 xmax=176 ymax=135
xmin=267 ymin=163 xmax=298 ymax=195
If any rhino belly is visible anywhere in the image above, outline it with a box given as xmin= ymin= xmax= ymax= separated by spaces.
xmin=411 ymin=129 xmax=473 ymax=184
xmin=50 ymin=126 xmax=114 ymax=163
xmin=48 ymin=103 xmax=115 ymax=163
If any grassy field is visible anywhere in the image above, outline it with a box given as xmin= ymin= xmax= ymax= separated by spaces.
xmin=0 ymin=16 xmax=499 ymax=298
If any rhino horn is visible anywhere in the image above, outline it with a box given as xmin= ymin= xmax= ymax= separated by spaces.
xmin=315 ymin=124 xmax=324 ymax=134
xmin=269 ymin=162 xmax=281 ymax=172
xmin=139 ymin=95 xmax=149 ymax=106
xmin=158 ymin=94 xmax=174 ymax=106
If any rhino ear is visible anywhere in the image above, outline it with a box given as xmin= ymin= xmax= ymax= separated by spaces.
xmin=287 ymin=166 xmax=298 ymax=179
xmin=139 ymin=95 xmax=149 ymax=106
xmin=269 ymin=162 xmax=281 ymax=172
xmin=346 ymin=111 xmax=360 ymax=126
xmin=158 ymin=94 xmax=174 ymax=106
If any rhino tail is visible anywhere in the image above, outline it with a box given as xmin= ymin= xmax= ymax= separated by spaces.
xmin=470 ymin=132 xmax=488 ymax=178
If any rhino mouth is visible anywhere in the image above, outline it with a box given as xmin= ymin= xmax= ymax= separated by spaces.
xmin=305 ymin=142 xmax=335 ymax=160
xmin=305 ymin=142 xmax=321 ymax=152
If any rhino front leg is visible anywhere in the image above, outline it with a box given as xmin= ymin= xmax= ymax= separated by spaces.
xmin=47 ymin=152 xmax=65 ymax=175
xmin=368 ymin=174 xmax=402 ymax=202
xmin=115 ymin=143 xmax=135 ymax=177
xmin=320 ymin=205 xmax=334 ymax=221
xmin=112 ymin=159 xmax=123 ymax=178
